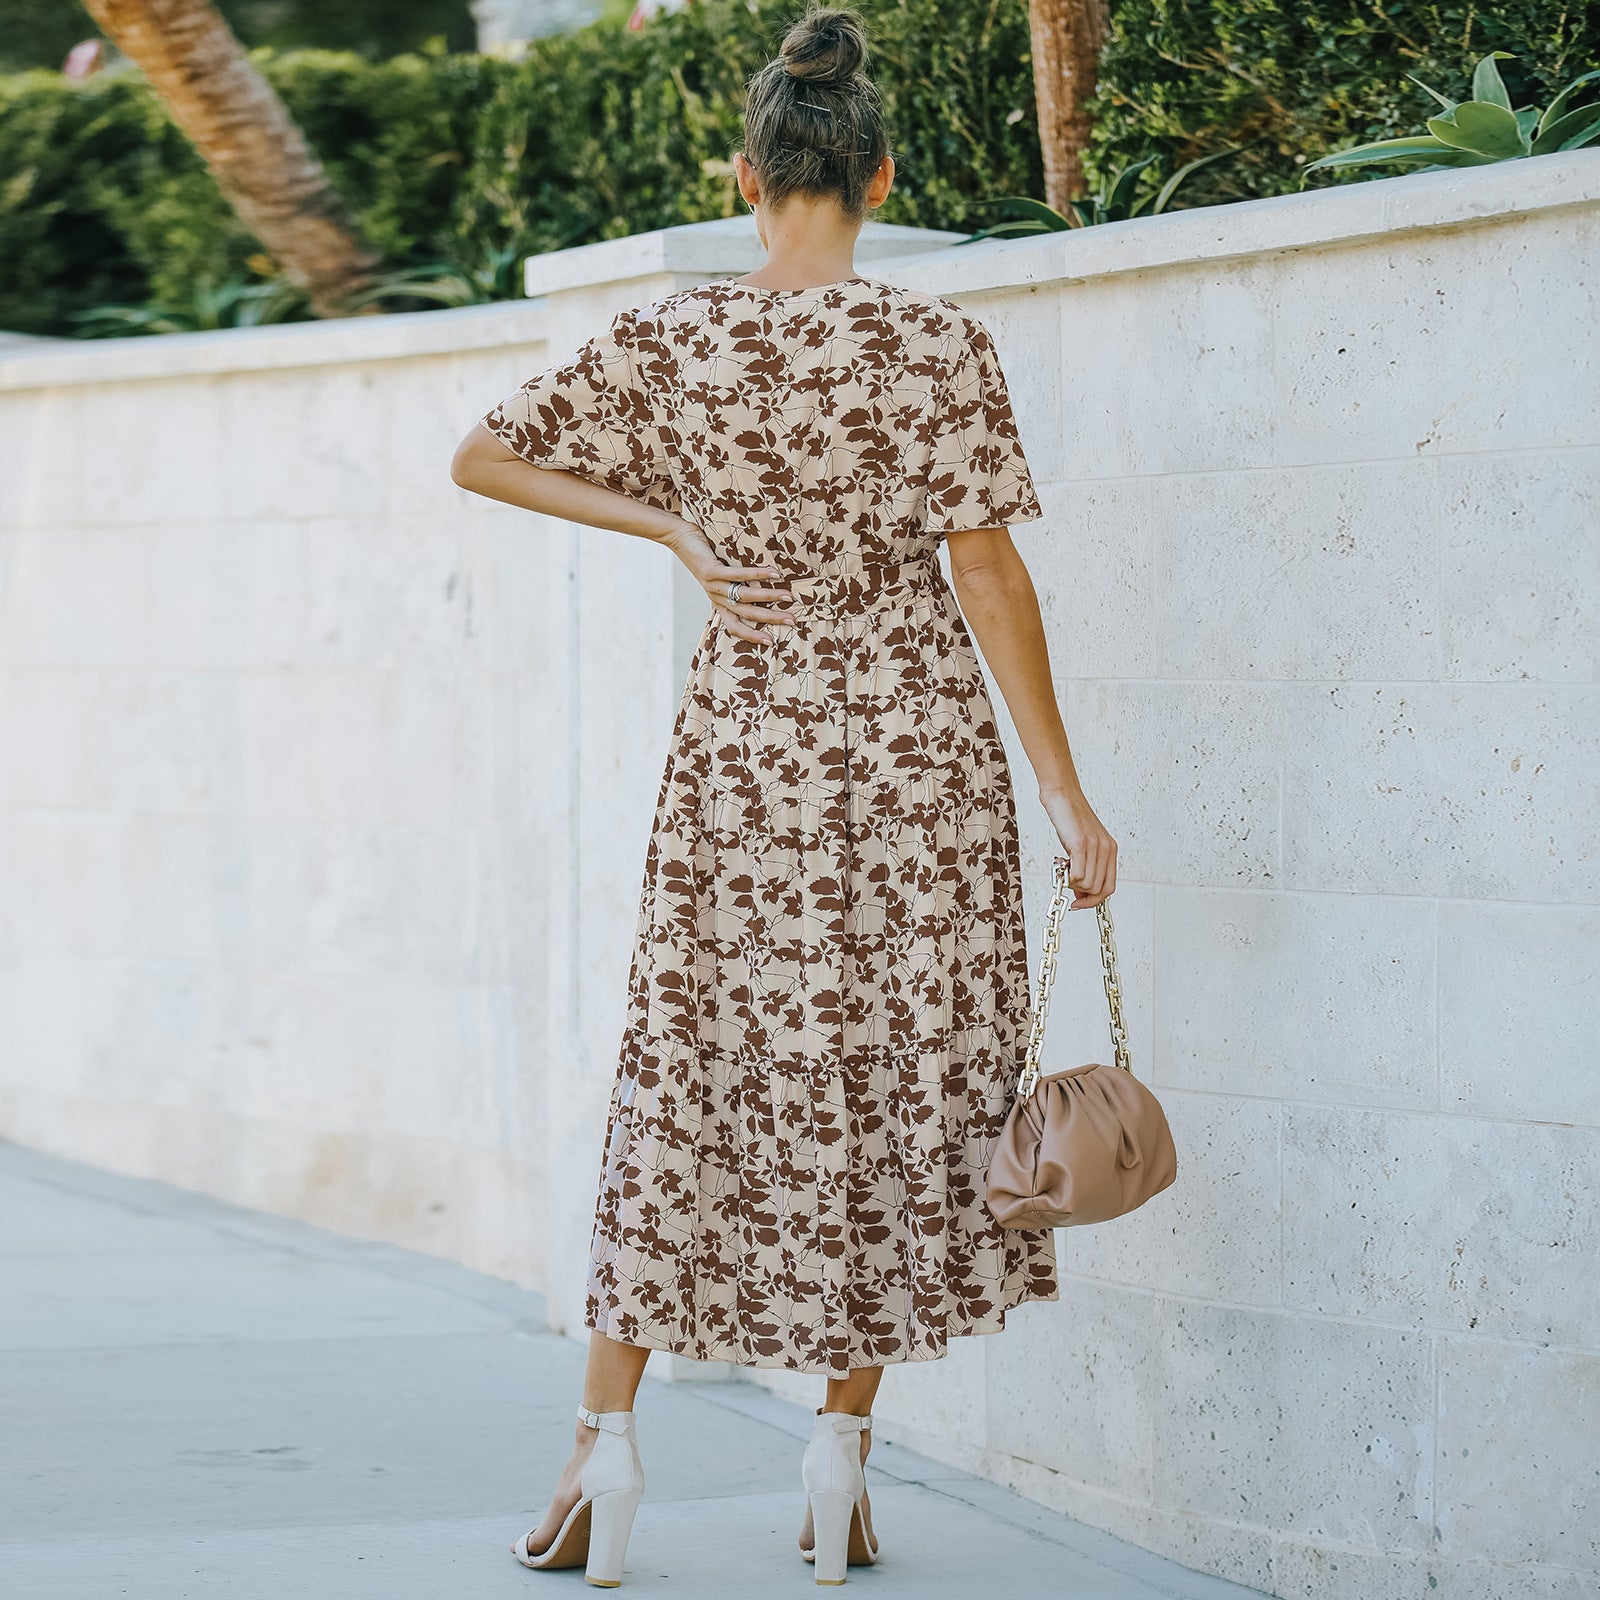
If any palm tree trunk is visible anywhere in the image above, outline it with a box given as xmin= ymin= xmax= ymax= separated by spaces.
xmin=81 ymin=0 xmax=378 ymax=316
xmin=1027 ymin=0 xmax=1111 ymax=214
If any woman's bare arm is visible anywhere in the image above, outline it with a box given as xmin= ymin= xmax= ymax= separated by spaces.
xmin=449 ymin=423 xmax=795 ymax=645
xmin=946 ymin=525 xmax=1117 ymax=908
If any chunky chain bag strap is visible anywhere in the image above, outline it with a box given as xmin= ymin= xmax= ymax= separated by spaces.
xmin=984 ymin=854 xmax=1178 ymax=1229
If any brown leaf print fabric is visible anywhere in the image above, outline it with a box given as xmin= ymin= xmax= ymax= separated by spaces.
xmin=482 ymin=277 xmax=1059 ymax=1376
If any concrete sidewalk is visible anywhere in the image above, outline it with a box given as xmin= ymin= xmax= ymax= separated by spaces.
xmin=0 ymin=1141 xmax=1267 ymax=1600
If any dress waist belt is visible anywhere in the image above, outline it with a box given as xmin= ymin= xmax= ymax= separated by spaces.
xmin=778 ymin=552 xmax=945 ymax=618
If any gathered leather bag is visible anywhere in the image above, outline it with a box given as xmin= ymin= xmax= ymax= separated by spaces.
xmin=985 ymin=854 xmax=1178 ymax=1229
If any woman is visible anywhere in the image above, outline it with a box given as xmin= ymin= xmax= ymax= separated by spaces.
xmin=451 ymin=6 xmax=1117 ymax=1585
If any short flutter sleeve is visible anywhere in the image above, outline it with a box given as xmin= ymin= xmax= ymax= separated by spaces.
xmin=921 ymin=316 xmax=1043 ymax=534
xmin=480 ymin=307 xmax=681 ymax=516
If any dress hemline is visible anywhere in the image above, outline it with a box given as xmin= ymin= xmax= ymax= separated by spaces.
xmin=582 ymin=1281 xmax=1062 ymax=1378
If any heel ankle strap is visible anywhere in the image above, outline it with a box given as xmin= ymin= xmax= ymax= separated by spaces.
xmin=577 ymin=1404 xmax=634 ymax=1435
xmin=815 ymin=1408 xmax=872 ymax=1430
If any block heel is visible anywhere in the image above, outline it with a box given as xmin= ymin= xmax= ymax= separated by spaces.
xmin=512 ymin=1405 xmax=645 ymax=1585
xmin=807 ymin=1487 xmax=857 ymax=1584
xmin=582 ymin=1482 xmax=644 ymax=1587
xmin=800 ymin=1407 xmax=879 ymax=1582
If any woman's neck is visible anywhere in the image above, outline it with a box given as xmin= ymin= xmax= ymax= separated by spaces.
xmin=739 ymin=196 xmax=864 ymax=290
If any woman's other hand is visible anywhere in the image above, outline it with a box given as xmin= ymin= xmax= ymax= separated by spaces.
xmin=1040 ymin=786 xmax=1117 ymax=909
xmin=661 ymin=520 xmax=797 ymax=645
xmin=447 ymin=431 xmax=797 ymax=647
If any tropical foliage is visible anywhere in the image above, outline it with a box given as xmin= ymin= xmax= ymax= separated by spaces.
xmin=0 ymin=0 xmax=1041 ymax=336
xmin=963 ymin=145 xmax=1244 ymax=239
xmin=1085 ymin=0 xmax=1600 ymax=207
xmin=71 ymin=276 xmax=309 ymax=336
xmin=0 ymin=0 xmax=473 ymax=73
xmin=2 ymin=0 xmax=1595 ymax=336
xmin=1302 ymin=52 xmax=1600 ymax=178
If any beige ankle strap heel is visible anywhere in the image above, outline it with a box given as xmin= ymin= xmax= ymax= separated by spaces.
xmin=800 ymin=1408 xmax=879 ymax=1583
xmin=511 ymin=1404 xmax=645 ymax=1586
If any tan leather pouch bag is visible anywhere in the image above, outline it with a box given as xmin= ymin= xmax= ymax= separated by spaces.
xmin=985 ymin=855 xmax=1178 ymax=1229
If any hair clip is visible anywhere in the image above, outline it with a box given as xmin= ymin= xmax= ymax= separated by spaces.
xmin=777 ymin=140 xmax=878 ymax=156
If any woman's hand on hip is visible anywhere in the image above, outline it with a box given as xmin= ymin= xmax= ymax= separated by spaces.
xmin=1040 ymin=786 xmax=1118 ymax=909
xmin=661 ymin=519 xmax=796 ymax=644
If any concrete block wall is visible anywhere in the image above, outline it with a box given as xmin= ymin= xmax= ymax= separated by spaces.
xmin=1 ymin=165 xmax=1595 ymax=1597
xmin=0 ymin=303 xmax=568 ymax=1287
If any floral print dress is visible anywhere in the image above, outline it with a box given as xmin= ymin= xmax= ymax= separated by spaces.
xmin=482 ymin=276 xmax=1059 ymax=1377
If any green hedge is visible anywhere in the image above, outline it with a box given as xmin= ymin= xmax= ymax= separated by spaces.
xmin=1087 ymin=0 xmax=1600 ymax=205
xmin=0 ymin=0 xmax=1040 ymax=336
xmin=0 ymin=0 xmax=476 ymax=73
xmin=2 ymin=0 xmax=1594 ymax=336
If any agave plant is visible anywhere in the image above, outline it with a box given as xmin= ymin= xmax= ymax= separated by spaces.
xmin=343 ymin=246 xmax=525 ymax=311
xmin=962 ymin=146 xmax=1245 ymax=241
xmin=1303 ymin=51 xmax=1600 ymax=181
xmin=71 ymin=277 xmax=311 ymax=338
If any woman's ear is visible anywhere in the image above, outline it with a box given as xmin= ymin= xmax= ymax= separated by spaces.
xmin=733 ymin=151 xmax=762 ymax=210
xmin=865 ymin=154 xmax=896 ymax=211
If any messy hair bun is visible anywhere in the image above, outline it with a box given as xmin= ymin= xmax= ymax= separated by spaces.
xmin=779 ymin=8 xmax=866 ymax=83
xmin=740 ymin=7 xmax=889 ymax=219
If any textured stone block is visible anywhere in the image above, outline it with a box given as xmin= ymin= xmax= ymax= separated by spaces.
xmin=1154 ymin=458 xmax=1442 ymax=682
xmin=1272 ymin=1535 xmax=1598 ymax=1600
xmin=146 ymin=520 xmax=306 ymax=669
xmin=0 ymin=953 xmax=194 ymax=1101
xmin=0 ymin=812 xmax=129 ymax=959
xmin=462 ymin=513 xmax=563 ymax=681
xmin=0 ymin=391 xmax=50 ymax=528
xmin=234 ymin=668 xmax=493 ymax=827
xmin=1272 ymin=206 xmax=1600 ymax=464
xmin=1153 ymin=1297 xmax=1434 ymax=1551
xmin=1280 ymin=682 xmax=1600 ymax=902
xmin=1437 ymin=1335 xmax=1600 ymax=1571
xmin=985 ymin=1284 xmax=1159 ymax=1500
xmin=1438 ymin=446 xmax=1600 ymax=683
xmin=221 ymin=365 xmax=393 ymax=521
xmin=0 ymin=518 xmax=305 ymax=671
xmin=300 ymin=516 xmax=469 ymax=673
xmin=1439 ymin=900 xmax=1600 ymax=1129
xmin=0 ymin=668 xmax=236 ymax=814
xmin=1061 ymin=680 xmax=1283 ymax=889
xmin=201 ymin=969 xmax=535 ymax=1155
xmin=237 ymin=819 xmax=508 ymax=983
xmin=1283 ymin=1104 xmax=1600 ymax=1347
xmin=68 ymin=378 xmax=229 ymax=526
xmin=1 ymin=524 xmax=164 ymax=666
xmin=1058 ymin=259 xmax=1278 ymax=480
xmin=1154 ymin=886 xmax=1437 ymax=1108
xmin=1021 ymin=478 xmax=1159 ymax=682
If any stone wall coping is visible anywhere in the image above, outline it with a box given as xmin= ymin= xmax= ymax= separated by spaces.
xmin=0 ymin=299 xmax=557 ymax=393
xmin=878 ymin=148 xmax=1600 ymax=298
xmin=521 ymin=213 xmax=967 ymax=295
